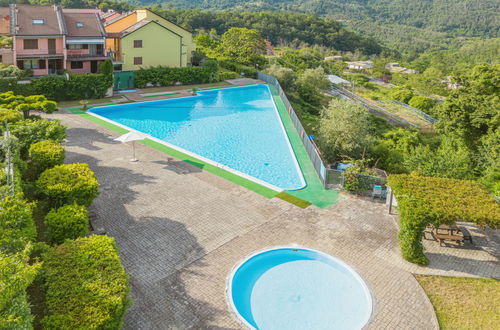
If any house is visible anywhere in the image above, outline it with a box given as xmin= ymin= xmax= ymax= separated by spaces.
xmin=0 ymin=4 xmax=110 ymax=75
xmin=385 ymin=62 xmax=418 ymax=74
xmin=346 ymin=61 xmax=373 ymax=70
xmin=104 ymin=8 xmax=194 ymax=71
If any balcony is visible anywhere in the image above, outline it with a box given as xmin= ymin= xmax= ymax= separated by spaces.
xmin=66 ymin=44 xmax=110 ymax=61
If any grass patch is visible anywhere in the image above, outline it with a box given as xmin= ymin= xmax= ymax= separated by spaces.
xmin=415 ymin=275 xmax=500 ymax=330
xmin=276 ymin=192 xmax=311 ymax=208
xmin=58 ymin=97 xmax=118 ymax=108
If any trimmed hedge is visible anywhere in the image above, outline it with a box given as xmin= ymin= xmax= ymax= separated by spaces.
xmin=219 ymin=60 xmax=257 ymax=78
xmin=0 ymin=194 xmax=35 ymax=253
xmin=9 ymin=118 xmax=66 ymax=157
xmin=388 ymin=174 xmax=500 ymax=265
xmin=0 ymin=74 xmax=112 ymax=101
xmin=0 ymin=108 xmax=23 ymax=123
xmin=27 ymin=141 xmax=65 ymax=181
xmin=42 ymin=235 xmax=131 ymax=329
xmin=135 ymin=66 xmax=218 ymax=88
xmin=0 ymin=246 xmax=40 ymax=329
xmin=45 ymin=204 xmax=89 ymax=245
xmin=36 ymin=163 xmax=99 ymax=207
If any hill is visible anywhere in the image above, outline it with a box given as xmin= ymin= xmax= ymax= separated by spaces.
xmin=143 ymin=0 xmax=499 ymax=55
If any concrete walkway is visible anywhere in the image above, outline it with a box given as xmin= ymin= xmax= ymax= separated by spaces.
xmin=50 ymin=110 xmax=499 ymax=329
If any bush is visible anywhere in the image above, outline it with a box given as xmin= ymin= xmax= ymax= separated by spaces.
xmin=45 ymin=204 xmax=89 ymax=245
xmin=0 ymin=108 xmax=23 ymax=123
xmin=42 ymin=235 xmax=131 ymax=329
xmin=0 ymin=245 xmax=40 ymax=329
xmin=9 ymin=118 xmax=66 ymax=157
xmin=36 ymin=163 xmax=99 ymax=207
xmin=388 ymin=174 xmax=500 ymax=265
xmin=408 ymin=95 xmax=435 ymax=112
xmin=219 ymin=60 xmax=257 ymax=78
xmin=27 ymin=141 xmax=65 ymax=180
xmin=264 ymin=64 xmax=296 ymax=90
xmin=135 ymin=66 xmax=218 ymax=88
xmin=0 ymin=74 xmax=113 ymax=101
xmin=218 ymin=70 xmax=240 ymax=80
xmin=388 ymin=87 xmax=414 ymax=103
xmin=0 ymin=194 xmax=35 ymax=253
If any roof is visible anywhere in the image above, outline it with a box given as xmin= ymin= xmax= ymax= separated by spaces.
xmin=0 ymin=7 xmax=8 ymax=17
xmin=62 ymin=8 xmax=103 ymax=14
xmin=104 ymin=10 xmax=134 ymax=26
xmin=63 ymin=12 xmax=105 ymax=37
xmin=327 ymin=74 xmax=351 ymax=85
xmin=120 ymin=20 xmax=182 ymax=39
xmin=10 ymin=4 xmax=65 ymax=36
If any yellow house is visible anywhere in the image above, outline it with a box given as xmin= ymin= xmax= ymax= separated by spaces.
xmin=104 ymin=9 xmax=194 ymax=70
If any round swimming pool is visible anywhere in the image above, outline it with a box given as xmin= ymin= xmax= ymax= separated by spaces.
xmin=228 ymin=247 xmax=372 ymax=330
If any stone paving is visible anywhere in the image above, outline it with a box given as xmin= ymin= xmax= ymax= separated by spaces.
xmin=50 ymin=110 xmax=500 ymax=330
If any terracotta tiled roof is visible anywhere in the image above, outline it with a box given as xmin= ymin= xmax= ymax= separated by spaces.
xmin=63 ymin=12 xmax=105 ymax=37
xmin=11 ymin=4 xmax=65 ymax=36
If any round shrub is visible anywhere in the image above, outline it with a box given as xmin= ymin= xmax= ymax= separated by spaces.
xmin=0 ymin=108 xmax=23 ymax=123
xmin=45 ymin=204 xmax=89 ymax=245
xmin=36 ymin=163 xmax=99 ymax=206
xmin=27 ymin=141 xmax=65 ymax=180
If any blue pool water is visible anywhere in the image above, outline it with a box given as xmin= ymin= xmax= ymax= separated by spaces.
xmin=230 ymin=248 xmax=372 ymax=330
xmin=90 ymin=85 xmax=305 ymax=190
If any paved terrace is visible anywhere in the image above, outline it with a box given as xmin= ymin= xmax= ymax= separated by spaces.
xmin=48 ymin=109 xmax=499 ymax=330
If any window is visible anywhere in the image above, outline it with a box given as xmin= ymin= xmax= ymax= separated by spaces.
xmin=23 ymin=39 xmax=38 ymax=50
xmin=76 ymin=22 xmax=84 ymax=28
xmin=32 ymin=19 xmax=44 ymax=25
xmin=133 ymin=57 xmax=142 ymax=65
xmin=133 ymin=40 xmax=142 ymax=48
xmin=70 ymin=61 xmax=84 ymax=69
xmin=24 ymin=59 xmax=39 ymax=70
xmin=68 ymin=44 xmax=89 ymax=50
xmin=39 ymin=59 xmax=46 ymax=69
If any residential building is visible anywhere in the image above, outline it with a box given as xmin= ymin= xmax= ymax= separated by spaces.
xmin=0 ymin=4 xmax=110 ymax=75
xmin=385 ymin=62 xmax=418 ymax=74
xmin=104 ymin=8 xmax=194 ymax=71
xmin=346 ymin=60 xmax=373 ymax=70
xmin=327 ymin=74 xmax=351 ymax=86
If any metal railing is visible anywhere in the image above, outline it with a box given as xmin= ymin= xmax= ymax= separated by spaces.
xmin=258 ymin=72 xmax=327 ymax=186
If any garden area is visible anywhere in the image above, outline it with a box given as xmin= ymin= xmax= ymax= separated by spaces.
xmin=0 ymin=93 xmax=130 ymax=329
xmin=416 ymin=275 xmax=500 ymax=330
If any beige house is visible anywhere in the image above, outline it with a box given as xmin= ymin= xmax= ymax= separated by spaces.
xmin=346 ymin=60 xmax=373 ymax=70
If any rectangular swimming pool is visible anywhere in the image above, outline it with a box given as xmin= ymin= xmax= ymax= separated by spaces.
xmin=89 ymin=84 xmax=306 ymax=191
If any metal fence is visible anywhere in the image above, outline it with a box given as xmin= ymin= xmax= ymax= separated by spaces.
xmin=258 ymin=72 xmax=327 ymax=186
xmin=1 ymin=124 xmax=16 ymax=198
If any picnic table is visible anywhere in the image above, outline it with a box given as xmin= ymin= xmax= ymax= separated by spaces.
xmin=424 ymin=224 xmax=473 ymax=246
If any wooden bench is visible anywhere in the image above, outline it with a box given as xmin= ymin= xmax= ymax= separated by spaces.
xmin=434 ymin=232 xmax=465 ymax=246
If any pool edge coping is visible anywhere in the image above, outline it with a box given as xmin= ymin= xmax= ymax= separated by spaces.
xmin=66 ymin=83 xmax=336 ymax=207
xmin=225 ymin=245 xmax=375 ymax=330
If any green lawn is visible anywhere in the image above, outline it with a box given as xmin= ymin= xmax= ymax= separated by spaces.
xmin=58 ymin=96 xmax=118 ymax=108
xmin=415 ymin=275 xmax=500 ymax=330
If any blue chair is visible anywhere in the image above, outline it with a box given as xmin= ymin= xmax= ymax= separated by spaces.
xmin=372 ymin=185 xmax=383 ymax=199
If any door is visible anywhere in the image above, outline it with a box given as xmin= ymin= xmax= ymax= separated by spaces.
xmin=48 ymin=39 xmax=56 ymax=54
xmin=48 ymin=59 xmax=56 ymax=74
xmin=113 ymin=71 xmax=135 ymax=90
xmin=91 ymin=60 xmax=98 ymax=73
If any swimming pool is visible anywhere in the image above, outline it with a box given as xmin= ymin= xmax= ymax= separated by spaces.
xmin=229 ymin=247 xmax=373 ymax=330
xmin=89 ymin=85 xmax=305 ymax=191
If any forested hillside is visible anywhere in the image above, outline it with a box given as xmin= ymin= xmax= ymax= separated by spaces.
xmin=138 ymin=0 xmax=499 ymax=56
xmin=153 ymin=0 xmax=499 ymax=37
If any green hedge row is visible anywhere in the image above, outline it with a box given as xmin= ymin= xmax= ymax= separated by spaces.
xmin=135 ymin=66 xmax=218 ymax=88
xmin=42 ymin=235 xmax=131 ymax=329
xmin=36 ymin=163 xmax=99 ymax=207
xmin=0 ymin=74 xmax=112 ymax=101
xmin=27 ymin=141 xmax=65 ymax=181
xmin=45 ymin=204 xmax=89 ymax=245
xmin=388 ymin=174 xmax=500 ymax=265
xmin=219 ymin=60 xmax=257 ymax=78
